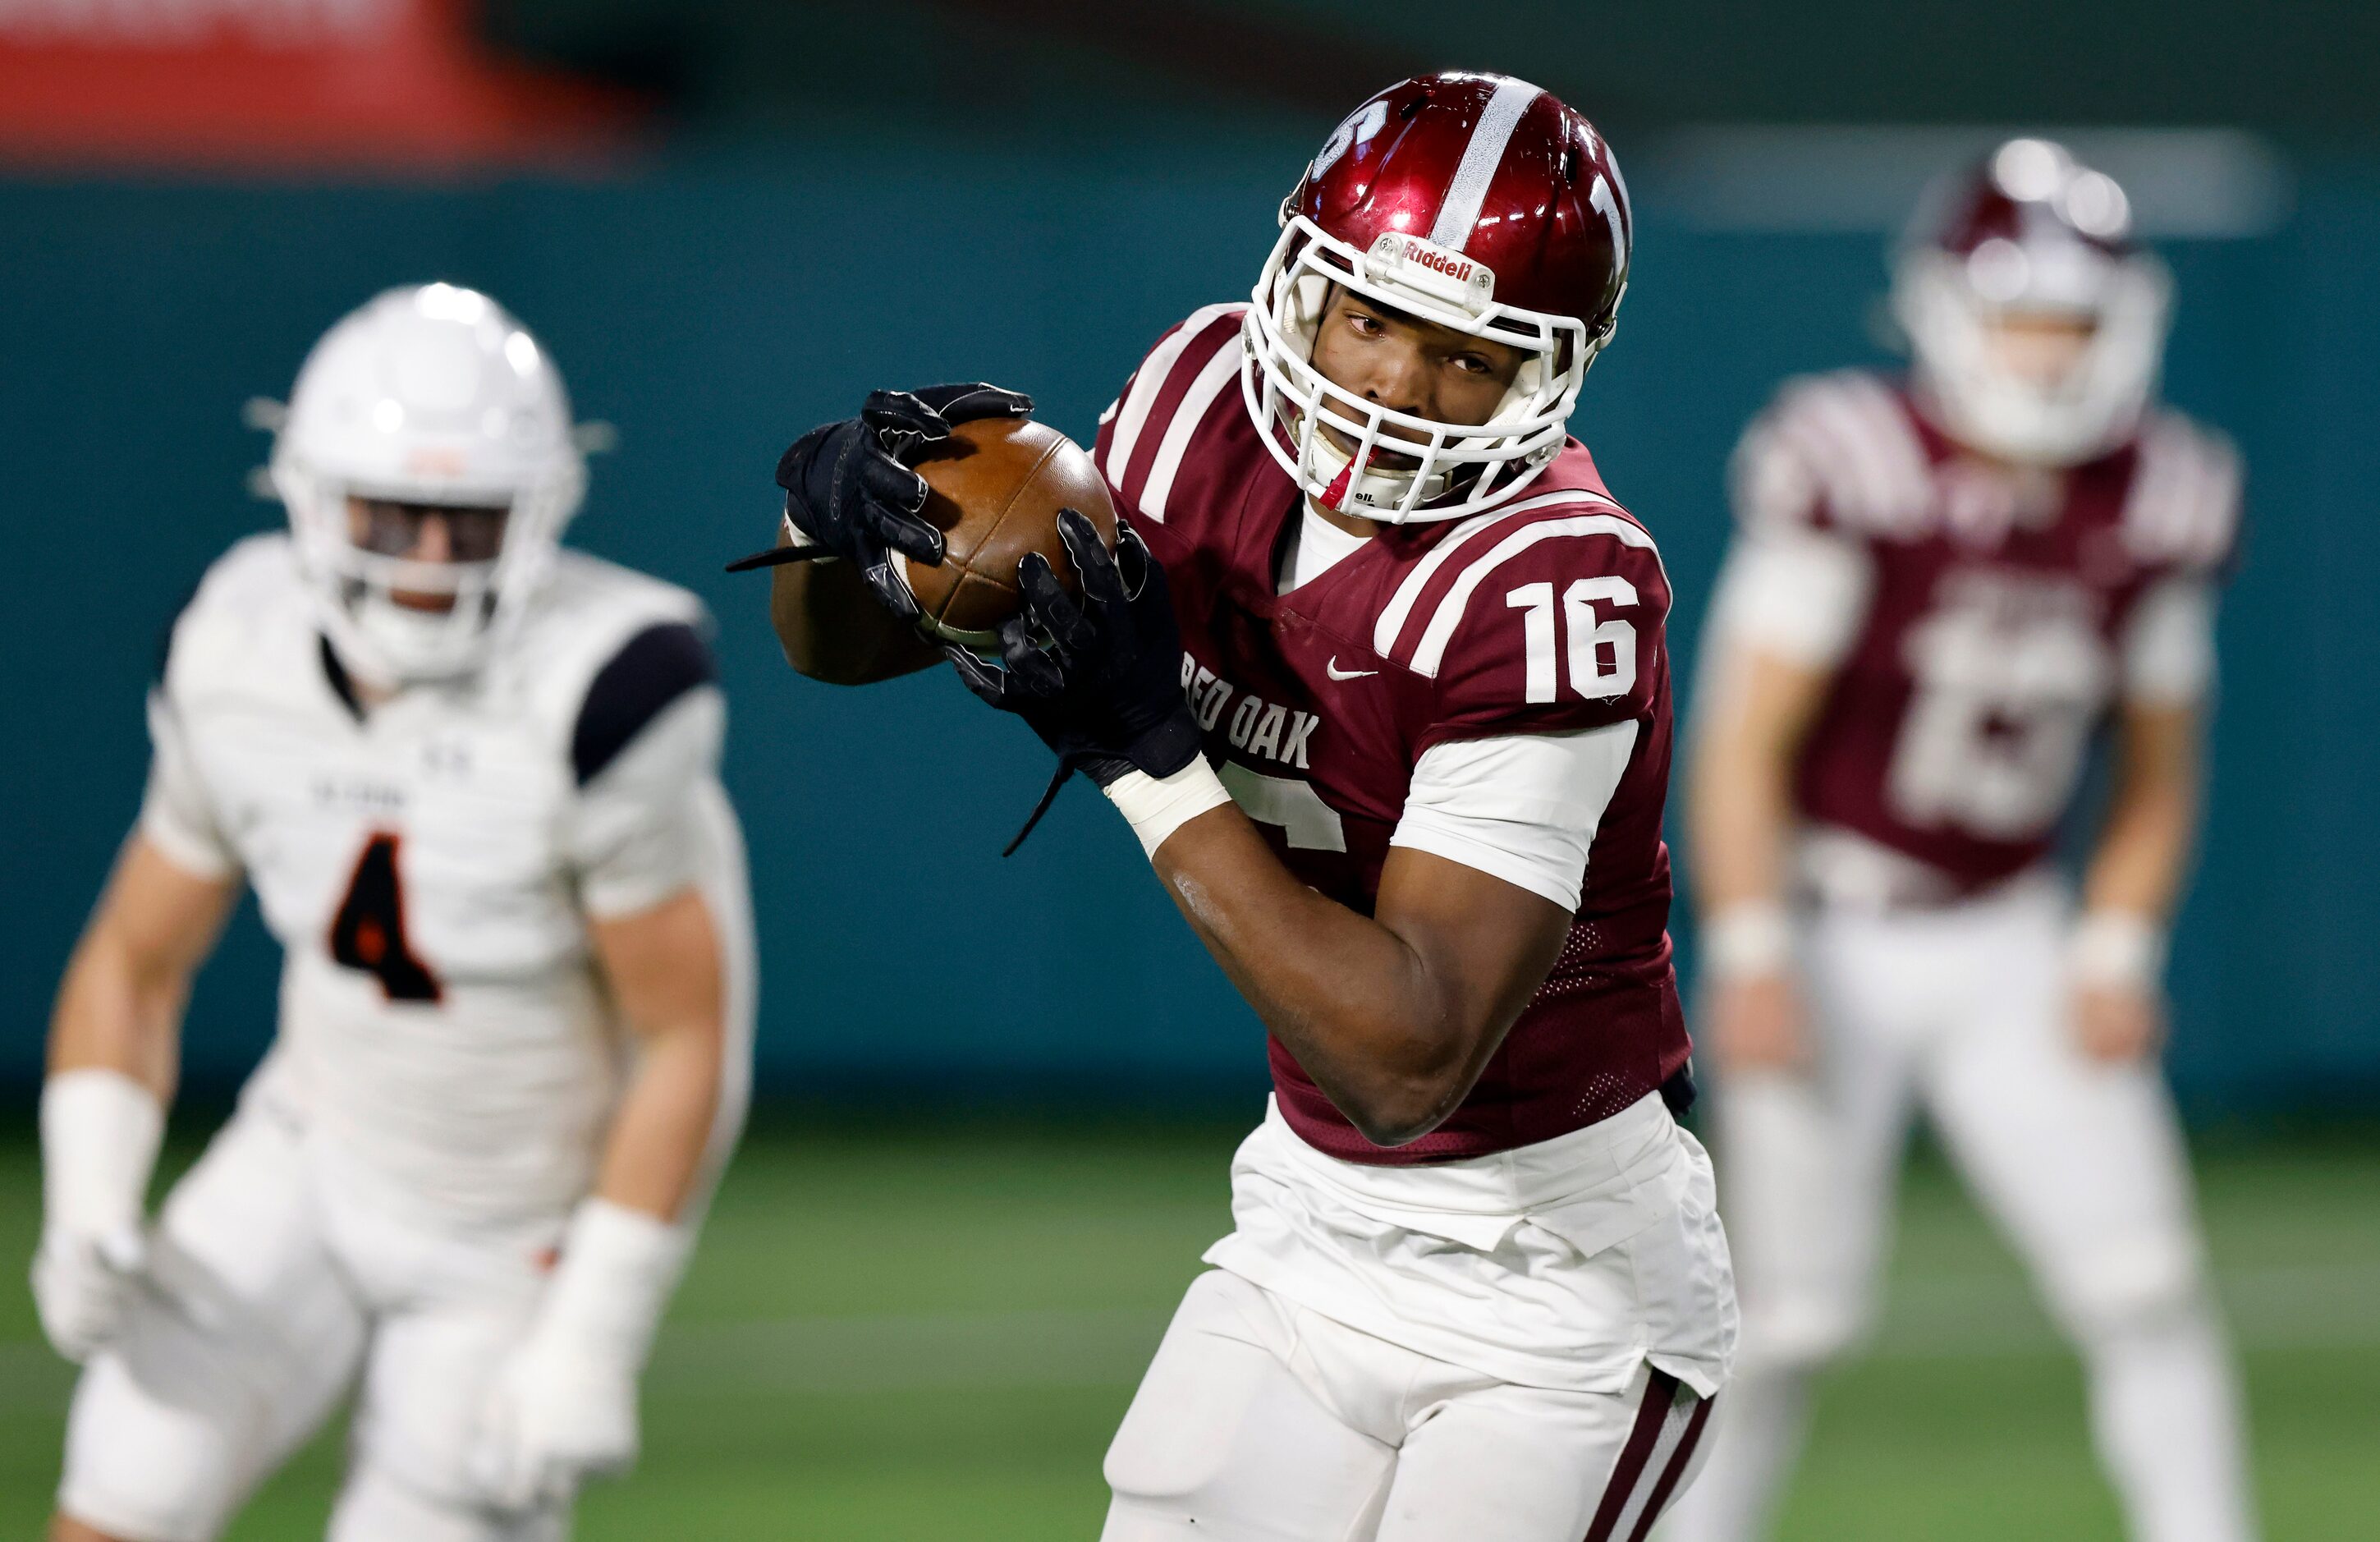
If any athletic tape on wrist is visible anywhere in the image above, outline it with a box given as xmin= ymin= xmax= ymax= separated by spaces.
xmin=40 ymin=1069 xmax=163 ymax=1237
xmin=2068 ymin=911 xmax=2167 ymax=989
xmin=540 ymin=1197 xmax=693 ymax=1371
xmin=1103 ymin=759 xmax=1234 ymax=859
xmin=1704 ymin=902 xmax=1794 ymax=980
xmin=781 ymin=511 xmax=833 ymax=562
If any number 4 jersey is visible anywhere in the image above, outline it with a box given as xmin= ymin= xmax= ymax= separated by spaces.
xmin=140 ymin=534 xmax=754 ymax=1225
xmin=1098 ymin=305 xmax=1691 ymax=1166
xmin=1712 ymin=369 xmax=2240 ymax=901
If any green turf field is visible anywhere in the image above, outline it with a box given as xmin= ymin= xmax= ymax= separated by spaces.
xmin=0 ymin=1121 xmax=2372 ymax=1539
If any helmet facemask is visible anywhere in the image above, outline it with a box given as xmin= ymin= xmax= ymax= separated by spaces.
xmin=1243 ymin=214 xmax=1611 ymax=523
xmin=268 ymin=283 xmax=589 ymax=688
xmin=277 ymin=460 xmax=580 ymax=686
xmin=1894 ymin=142 xmax=2173 ymax=466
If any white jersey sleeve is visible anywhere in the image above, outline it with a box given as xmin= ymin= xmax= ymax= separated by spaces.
xmin=138 ymin=688 xmax=240 ymax=880
xmin=1388 ymin=722 xmax=1639 ymax=911
xmin=568 ymin=686 xmax=727 ymax=919
xmin=1703 ymin=527 xmax=1875 ymax=670
xmin=2117 ymin=576 xmax=2217 ymax=705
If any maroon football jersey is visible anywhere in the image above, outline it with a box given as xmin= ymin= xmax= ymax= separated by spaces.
xmin=1095 ymin=305 xmax=1690 ymax=1165
xmin=1732 ymin=369 xmax=2241 ymax=893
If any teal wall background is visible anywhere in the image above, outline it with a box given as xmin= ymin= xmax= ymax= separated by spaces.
xmin=3 ymin=145 xmax=2373 ymax=1116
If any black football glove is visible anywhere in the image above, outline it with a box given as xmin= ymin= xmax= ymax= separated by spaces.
xmin=947 ymin=510 xmax=1204 ymax=853
xmin=725 ymin=383 xmax=1034 ymax=620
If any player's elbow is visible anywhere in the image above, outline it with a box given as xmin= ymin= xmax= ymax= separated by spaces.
xmin=1339 ymin=1065 xmax=1471 ymax=1150
xmin=773 ymin=627 xmax=863 ymax=685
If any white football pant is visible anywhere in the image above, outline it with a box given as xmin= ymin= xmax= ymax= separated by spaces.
xmin=1658 ymin=876 xmax=2256 ymax=1542
xmin=57 ymin=1104 xmax=568 ymax=1542
xmin=1103 ymin=1269 xmax=1713 ymax=1541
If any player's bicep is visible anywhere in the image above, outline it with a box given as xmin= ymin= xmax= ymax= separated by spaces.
xmin=93 ymin=833 xmax=243 ymax=981
xmin=589 ymin=884 xmax=724 ymax=1043
xmin=1691 ymin=640 xmax=1837 ymax=773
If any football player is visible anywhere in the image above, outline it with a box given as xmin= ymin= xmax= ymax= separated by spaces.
xmin=35 ymin=283 xmax=754 ymax=1542
xmin=764 ymin=73 xmax=1735 ymax=1541
xmin=1658 ymin=141 xmax=2256 ymax=1542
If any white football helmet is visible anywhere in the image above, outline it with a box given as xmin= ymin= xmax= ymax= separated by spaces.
xmin=1892 ymin=139 xmax=2173 ymax=466
xmin=269 ymin=283 xmax=588 ymax=685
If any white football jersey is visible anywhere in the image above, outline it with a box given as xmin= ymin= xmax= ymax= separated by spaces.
xmin=141 ymin=534 xmax=754 ymax=1226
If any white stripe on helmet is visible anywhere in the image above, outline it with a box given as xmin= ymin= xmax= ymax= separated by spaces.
xmin=1428 ymin=78 xmax=1544 ymax=252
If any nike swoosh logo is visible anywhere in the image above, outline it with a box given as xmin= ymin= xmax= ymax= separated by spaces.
xmin=1325 ymin=657 xmax=1378 ymax=680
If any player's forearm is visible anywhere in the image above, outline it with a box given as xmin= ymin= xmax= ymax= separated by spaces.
xmin=49 ymin=928 xmax=181 ymax=1095
xmin=587 ymin=887 xmax=733 ymax=1222
xmin=1687 ymin=727 xmax=1798 ymax=915
xmin=48 ymin=927 xmax=184 ymax=1104
xmin=1152 ymin=809 xmax=1488 ymax=1146
xmin=1686 ymin=645 xmax=1828 ymax=982
xmin=593 ymin=1016 xmax=724 ymax=1223
xmin=768 ymin=546 xmax=939 ymax=684
xmin=46 ymin=835 xmax=233 ymax=1102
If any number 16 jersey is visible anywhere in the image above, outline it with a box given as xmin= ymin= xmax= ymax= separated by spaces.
xmin=1096 ymin=305 xmax=1691 ymax=1167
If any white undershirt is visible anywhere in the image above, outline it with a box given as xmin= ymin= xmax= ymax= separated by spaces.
xmin=1268 ymin=502 xmax=1632 ymax=912
xmin=1278 ymin=503 xmax=1375 ymax=594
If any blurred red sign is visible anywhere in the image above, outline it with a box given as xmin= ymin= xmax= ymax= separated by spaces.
xmin=0 ymin=0 xmax=642 ymax=169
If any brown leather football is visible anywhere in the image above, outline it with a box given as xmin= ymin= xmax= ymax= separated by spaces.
xmin=892 ymin=415 xmax=1120 ymax=648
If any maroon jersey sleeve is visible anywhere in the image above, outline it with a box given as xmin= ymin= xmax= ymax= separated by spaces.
xmin=1092 ymin=302 xmax=1248 ymax=525
xmin=1374 ymin=501 xmax=1674 ymax=752
xmin=1729 ymin=370 xmax=1937 ymax=544
xmin=2119 ymin=409 xmax=2245 ymax=582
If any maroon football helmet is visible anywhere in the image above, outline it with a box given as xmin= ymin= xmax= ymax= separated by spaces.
xmin=1241 ymin=71 xmax=1632 ymax=521
xmin=1892 ymin=138 xmax=2173 ymax=464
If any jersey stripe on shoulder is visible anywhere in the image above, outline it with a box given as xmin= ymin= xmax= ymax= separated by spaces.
xmin=1759 ymin=371 xmax=1933 ymax=536
xmin=1388 ymin=504 xmax=1662 ymax=680
xmin=572 ymin=622 xmax=716 ymax=786
xmin=1137 ymin=332 xmax=1245 ymax=523
xmin=1371 ymin=488 xmax=1607 ymax=657
xmin=1098 ymin=303 xmax=1243 ymax=498
xmin=2123 ymin=411 xmax=2242 ymax=572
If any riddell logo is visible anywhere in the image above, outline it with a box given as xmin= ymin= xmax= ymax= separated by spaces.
xmin=1401 ymin=241 xmax=1471 ymax=283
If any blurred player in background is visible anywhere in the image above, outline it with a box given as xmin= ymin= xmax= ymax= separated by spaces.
xmin=766 ymin=72 xmax=1733 ymax=1541
xmin=1661 ymin=141 xmax=2255 ymax=1542
xmin=34 ymin=284 xmax=754 ymax=1542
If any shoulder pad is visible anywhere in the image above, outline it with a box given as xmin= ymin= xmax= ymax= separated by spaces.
xmin=1735 ymin=371 xmax=1933 ymax=539
xmin=504 ymin=550 xmax=713 ymax=764
xmin=2121 ymin=411 xmax=2243 ymax=576
xmin=1095 ymin=303 xmax=1249 ymax=525
xmin=158 ymin=533 xmax=310 ymax=697
xmin=572 ymin=621 xmax=717 ymax=786
xmin=1372 ymin=492 xmax=1666 ymax=682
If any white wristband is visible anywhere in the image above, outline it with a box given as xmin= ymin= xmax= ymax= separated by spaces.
xmin=780 ymin=510 xmax=833 ymax=562
xmin=1704 ymin=901 xmax=1794 ymax=980
xmin=537 ymin=1197 xmax=693 ymax=1372
xmin=41 ymin=1068 xmax=164 ymax=1238
xmin=1103 ymin=759 xmax=1234 ymax=859
xmin=2069 ymin=911 xmax=2167 ymax=989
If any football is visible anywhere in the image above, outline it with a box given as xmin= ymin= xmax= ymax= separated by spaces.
xmin=892 ymin=416 xmax=1121 ymax=649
